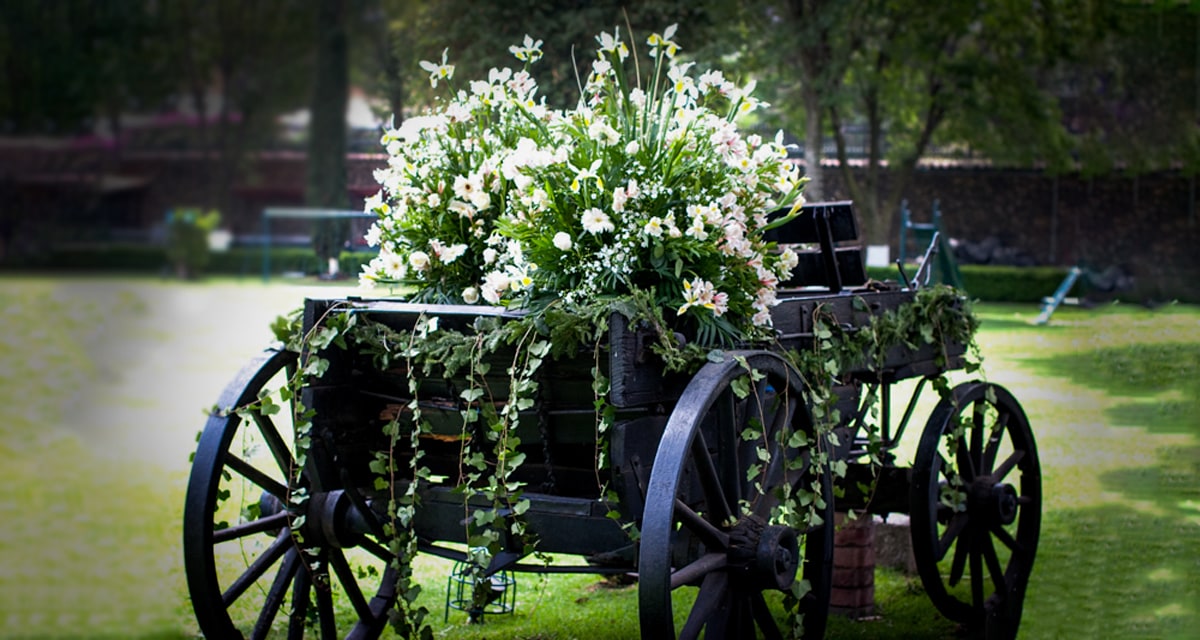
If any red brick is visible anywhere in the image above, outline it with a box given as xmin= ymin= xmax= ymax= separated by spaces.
xmin=830 ymin=585 xmax=875 ymax=611
xmin=833 ymin=544 xmax=876 ymax=568
xmin=832 ymin=566 xmax=875 ymax=588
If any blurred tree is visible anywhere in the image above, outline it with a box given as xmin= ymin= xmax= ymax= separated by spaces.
xmin=309 ymin=0 xmax=351 ymax=277
xmin=0 ymin=1 xmax=172 ymax=135
xmin=158 ymin=0 xmax=315 ymax=212
xmin=355 ymin=0 xmax=426 ymax=127
xmin=405 ymin=0 xmax=712 ymax=109
xmin=722 ymin=0 xmax=1114 ymax=245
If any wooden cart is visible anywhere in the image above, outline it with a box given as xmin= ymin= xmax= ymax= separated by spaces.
xmin=183 ymin=202 xmax=1041 ymax=639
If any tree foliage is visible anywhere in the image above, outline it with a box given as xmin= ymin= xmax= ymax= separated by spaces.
xmin=719 ymin=0 xmax=1114 ymax=244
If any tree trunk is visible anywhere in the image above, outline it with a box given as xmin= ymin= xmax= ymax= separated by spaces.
xmin=802 ymin=85 xmax=823 ymax=201
xmin=308 ymin=0 xmax=351 ymax=277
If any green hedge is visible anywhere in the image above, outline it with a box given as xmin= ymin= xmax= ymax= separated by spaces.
xmin=868 ymin=264 xmax=1075 ymax=303
xmin=5 ymin=245 xmax=1097 ymax=303
xmin=1 ymin=244 xmax=377 ymax=278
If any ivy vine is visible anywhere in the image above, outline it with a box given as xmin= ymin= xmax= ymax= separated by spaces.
xmin=229 ymin=281 xmax=981 ymax=637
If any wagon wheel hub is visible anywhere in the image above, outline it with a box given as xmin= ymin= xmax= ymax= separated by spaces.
xmin=727 ymin=515 xmax=799 ymax=591
xmin=988 ymin=482 xmax=1020 ymax=526
xmin=301 ymin=489 xmax=371 ymax=549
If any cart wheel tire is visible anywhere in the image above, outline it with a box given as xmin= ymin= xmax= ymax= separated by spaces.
xmin=184 ymin=347 xmax=398 ymax=639
xmin=639 ymin=351 xmax=833 ymax=640
xmin=910 ymin=381 xmax=1041 ymax=639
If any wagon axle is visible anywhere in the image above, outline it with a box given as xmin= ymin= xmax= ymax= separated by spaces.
xmin=259 ymin=489 xmax=376 ymax=550
xmin=978 ymin=481 xmax=1020 ymax=527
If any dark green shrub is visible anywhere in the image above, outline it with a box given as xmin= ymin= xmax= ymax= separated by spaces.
xmin=166 ymin=208 xmax=221 ymax=278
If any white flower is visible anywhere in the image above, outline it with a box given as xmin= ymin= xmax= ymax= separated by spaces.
xmin=507 ymin=264 xmax=535 ymax=291
xmin=408 ymin=251 xmax=430 ymax=272
xmin=483 ymin=248 xmax=498 ymax=264
xmin=644 ymin=217 xmax=664 ymax=238
xmin=596 ymin=29 xmax=630 ymax=60
xmin=364 ymin=224 xmax=382 ymax=248
xmin=612 ymin=186 xmax=628 ymax=213
xmin=453 ymin=173 xmax=483 ymax=201
xmin=448 ymin=200 xmax=475 ymax=219
xmin=418 ymin=48 xmax=455 ymax=87
xmin=570 ymin=159 xmax=604 ymax=192
xmin=778 ymin=247 xmax=799 ymax=276
xmin=628 ymin=87 xmax=646 ymax=108
xmin=437 ymin=242 xmax=468 ymax=264
xmin=588 ymin=120 xmax=620 ymax=146
xmin=624 ymin=140 xmax=640 ymax=155
xmin=509 ymin=34 xmax=544 ymax=62
xmin=481 ymin=271 xmax=510 ymax=304
xmin=553 ymin=232 xmax=573 ymax=251
xmin=677 ymin=277 xmax=726 ymax=316
xmin=581 ymin=208 xmax=614 ymax=234
xmin=462 ymin=286 xmax=480 ymax=304
xmin=358 ymin=264 xmax=378 ymax=289
xmin=647 ymin=24 xmax=680 ymax=59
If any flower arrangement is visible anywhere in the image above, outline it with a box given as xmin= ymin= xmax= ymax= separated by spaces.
xmin=358 ymin=25 xmax=806 ymax=345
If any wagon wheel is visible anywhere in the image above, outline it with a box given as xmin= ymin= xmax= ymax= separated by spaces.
xmin=910 ymin=381 xmax=1041 ymax=639
xmin=639 ymin=351 xmax=834 ymax=640
xmin=184 ymin=347 xmax=397 ymax=639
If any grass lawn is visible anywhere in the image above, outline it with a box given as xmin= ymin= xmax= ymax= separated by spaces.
xmin=1 ymin=275 xmax=1197 ymax=639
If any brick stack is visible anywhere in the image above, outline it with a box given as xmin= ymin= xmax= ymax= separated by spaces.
xmin=831 ymin=512 xmax=875 ymax=617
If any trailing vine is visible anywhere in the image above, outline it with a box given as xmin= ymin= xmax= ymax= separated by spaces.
xmin=226 ymin=280 xmax=982 ymax=637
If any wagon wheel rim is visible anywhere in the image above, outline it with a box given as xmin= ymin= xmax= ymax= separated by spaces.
xmin=183 ymin=347 xmax=398 ymax=639
xmin=910 ymin=381 xmax=1041 ymax=637
xmin=638 ymin=351 xmax=833 ymax=640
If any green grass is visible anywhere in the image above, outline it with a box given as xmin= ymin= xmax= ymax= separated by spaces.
xmin=1 ymin=277 xmax=1197 ymax=638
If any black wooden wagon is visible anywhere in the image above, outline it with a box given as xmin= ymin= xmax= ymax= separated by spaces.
xmin=183 ymin=202 xmax=1041 ymax=639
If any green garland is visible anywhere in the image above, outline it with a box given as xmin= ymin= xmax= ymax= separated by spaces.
xmin=235 ymin=282 xmax=981 ymax=637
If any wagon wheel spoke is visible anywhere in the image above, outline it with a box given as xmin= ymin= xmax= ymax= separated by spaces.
xmin=935 ymin=452 xmax=955 ymax=485
xmin=250 ymin=547 xmax=299 ymax=640
xmin=913 ymin=382 xmax=1042 ymax=633
xmin=222 ymin=529 xmax=291 ymax=606
xmin=956 ymin=432 xmax=977 ymax=483
xmin=288 ymin=567 xmax=312 ymax=640
xmin=314 ymin=565 xmax=338 ymax=640
xmin=982 ymin=411 xmax=1010 ymax=472
xmin=716 ymin=392 xmax=743 ymax=513
xmin=357 ymin=534 xmax=393 ymax=563
xmin=640 ymin=354 xmax=831 ymax=640
xmin=185 ymin=348 xmax=400 ymax=639
xmin=981 ymin=533 xmax=1007 ymax=595
xmin=213 ymin=511 xmax=290 ymax=544
xmin=948 ymin=527 xmax=970 ymax=587
xmin=937 ymin=512 xmax=969 ymax=561
xmin=750 ymin=393 xmax=798 ymax=511
xmin=225 ymin=453 xmax=289 ymax=501
xmin=991 ymin=449 xmax=1025 ymax=483
xmin=991 ymin=522 xmax=1022 ymax=554
xmin=691 ymin=430 xmax=733 ymax=526
xmin=679 ymin=571 xmax=730 ymax=640
xmin=971 ymin=400 xmax=986 ymax=472
xmin=970 ymin=533 xmax=985 ymax=613
xmin=670 ymin=551 xmax=727 ymax=589
xmin=329 ymin=548 xmax=373 ymax=622
xmin=674 ymin=499 xmax=730 ymax=551
xmin=751 ymin=590 xmax=784 ymax=640
xmin=250 ymin=410 xmax=296 ymax=477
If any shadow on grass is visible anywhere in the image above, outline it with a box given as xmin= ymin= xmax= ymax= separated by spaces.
xmin=1027 ymin=439 xmax=1200 ymax=639
xmin=1018 ymin=339 xmax=1200 ymax=637
xmin=1023 ymin=342 xmax=1200 ymax=435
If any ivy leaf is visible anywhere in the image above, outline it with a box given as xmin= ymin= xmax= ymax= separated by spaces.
xmin=730 ymin=376 xmax=751 ymax=399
